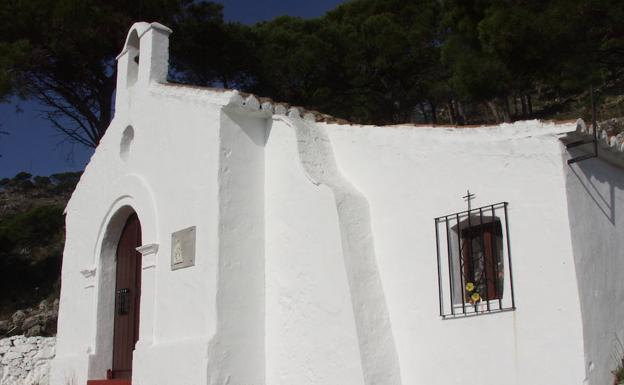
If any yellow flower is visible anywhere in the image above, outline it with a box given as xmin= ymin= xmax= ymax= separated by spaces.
xmin=471 ymin=292 xmax=481 ymax=302
xmin=465 ymin=282 xmax=475 ymax=292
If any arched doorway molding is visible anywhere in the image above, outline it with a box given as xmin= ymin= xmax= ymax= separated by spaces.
xmin=87 ymin=174 xmax=159 ymax=380
xmin=92 ymin=174 xmax=159 ymax=258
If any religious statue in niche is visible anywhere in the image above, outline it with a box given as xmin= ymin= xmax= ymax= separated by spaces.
xmin=172 ymin=239 xmax=184 ymax=265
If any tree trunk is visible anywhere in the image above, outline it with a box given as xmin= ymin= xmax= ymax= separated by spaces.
xmin=429 ymin=101 xmax=437 ymax=125
xmin=526 ymin=94 xmax=533 ymax=116
xmin=486 ymin=101 xmax=501 ymax=123
xmin=412 ymin=106 xmax=420 ymax=124
xmin=501 ymin=97 xmax=512 ymax=123
xmin=521 ymin=95 xmax=527 ymax=117
xmin=457 ymin=101 xmax=466 ymax=125
xmin=447 ymin=101 xmax=455 ymax=125
xmin=419 ymin=102 xmax=428 ymax=124
xmin=94 ymin=73 xmax=116 ymax=147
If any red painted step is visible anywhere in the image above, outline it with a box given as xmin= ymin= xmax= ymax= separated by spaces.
xmin=87 ymin=380 xmax=131 ymax=385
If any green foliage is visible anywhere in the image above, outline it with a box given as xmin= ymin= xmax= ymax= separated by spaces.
xmin=612 ymin=335 xmax=624 ymax=384
xmin=49 ymin=171 xmax=82 ymax=194
xmin=320 ymin=0 xmax=442 ymax=123
xmin=14 ymin=172 xmax=32 ymax=181
xmin=0 ymin=204 xmax=65 ymax=318
xmin=0 ymin=205 xmax=64 ymax=255
xmin=170 ymin=2 xmax=256 ymax=89
xmin=0 ymin=171 xmax=78 ymax=319
xmin=33 ymin=176 xmax=52 ymax=187
xmin=440 ymin=0 xmax=624 ymax=122
xmin=174 ymin=0 xmax=624 ymax=124
xmin=2 ymin=0 xmax=624 ymax=130
xmin=236 ymin=0 xmax=444 ymax=124
xmin=615 ymin=361 xmax=624 ymax=384
xmin=0 ymin=171 xmax=81 ymax=195
xmin=0 ymin=39 xmax=30 ymax=102
xmin=252 ymin=16 xmax=334 ymax=111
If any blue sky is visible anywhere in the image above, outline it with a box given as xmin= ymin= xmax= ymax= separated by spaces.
xmin=0 ymin=0 xmax=346 ymax=179
xmin=218 ymin=0 xmax=345 ymax=24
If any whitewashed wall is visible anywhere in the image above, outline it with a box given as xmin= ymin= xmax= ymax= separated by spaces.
xmin=566 ymin=150 xmax=624 ymax=385
xmin=52 ymin=86 xmax=223 ymax=385
xmin=265 ymin=117 xmax=368 ymax=385
xmin=51 ymin=22 xmax=259 ymax=385
xmin=265 ymin=118 xmax=587 ymax=385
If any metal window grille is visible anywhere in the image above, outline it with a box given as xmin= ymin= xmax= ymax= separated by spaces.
xmin=434 ymin=202 xmax=516 ymax=318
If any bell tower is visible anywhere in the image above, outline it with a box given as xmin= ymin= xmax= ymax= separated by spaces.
xmin=115 ymin=22 xmax=172 ymax=115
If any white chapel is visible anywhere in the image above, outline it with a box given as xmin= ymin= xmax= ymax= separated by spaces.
xmin=50 ymin=22 xmax=624 ymax=385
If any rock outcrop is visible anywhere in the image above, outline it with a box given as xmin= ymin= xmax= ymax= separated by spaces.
xmin=0 ymin=300 xmax=58 ymax=338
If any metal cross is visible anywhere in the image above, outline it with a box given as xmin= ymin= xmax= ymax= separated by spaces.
xmin=462 ymin=189 xmax=476 ymax=211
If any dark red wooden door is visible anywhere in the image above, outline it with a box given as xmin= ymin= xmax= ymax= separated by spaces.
xmin=112 ymin=213 xmax=142 ymax=379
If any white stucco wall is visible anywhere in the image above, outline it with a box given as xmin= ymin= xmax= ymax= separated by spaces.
xmin=264 ymin=117 xmax=587 ymax=385
xmin=265 ymin=117 xmax=368 ymax=385
xmin=205 ymin=108 xmax=266 ymax=385
xmin=566 ymin=148 xmax=624 ymax=385
xmin=52 ymin=83 xmax=224 ymax=385
xmin=52 ymin=21 xmax=597 ymax=385
xmin=52 ymin=23 xmax=231 ymax=385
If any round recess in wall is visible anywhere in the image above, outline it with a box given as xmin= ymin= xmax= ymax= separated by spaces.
xmin=120 ymin=126 xmax=134 ymax=161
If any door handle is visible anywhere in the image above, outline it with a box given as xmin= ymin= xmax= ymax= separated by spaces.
xmin=116 ymin=288 xmax=130 ymax=315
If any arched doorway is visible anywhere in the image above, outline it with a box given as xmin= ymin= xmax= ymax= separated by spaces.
xmin=111 ymin=213 xmax=142 ymax=379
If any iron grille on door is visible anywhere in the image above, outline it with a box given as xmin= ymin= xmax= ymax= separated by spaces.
xmin=434 ymin=202 xmax=516 ymax=318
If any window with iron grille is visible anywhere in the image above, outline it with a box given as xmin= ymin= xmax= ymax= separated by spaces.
xmin=434 ymin=202 xmax=516 ymax=318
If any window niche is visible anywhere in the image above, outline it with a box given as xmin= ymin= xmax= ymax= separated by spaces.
xmin=125 ymin=30 xmax=140 ymax=88
xmin=451 ymin=217 xmax=504 ymax=304
xmin=120 ymin=126 xmax=134 ymax=161
xmin=434 ymin=202 xmax=515 ymax=318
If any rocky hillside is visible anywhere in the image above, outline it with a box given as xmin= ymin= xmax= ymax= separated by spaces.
xmin=0 ymin=172 xmax=80 ymax=337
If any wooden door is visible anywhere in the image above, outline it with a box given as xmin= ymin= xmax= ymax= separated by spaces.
xmin=112 ymin=213 xmax=142 ymax=379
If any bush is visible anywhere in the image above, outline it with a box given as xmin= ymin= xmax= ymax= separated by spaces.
xmin=0 ymin=171 xmax=82 ymax=196
xmin=0 ymin=204 xmax=65 ymax=320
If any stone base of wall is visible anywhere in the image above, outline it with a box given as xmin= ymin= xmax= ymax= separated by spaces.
xmin=0 ymin=336 xmax=55 ymax=385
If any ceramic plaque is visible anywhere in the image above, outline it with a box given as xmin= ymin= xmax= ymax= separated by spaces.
xmin=171 ymin=226 xmax=196 ymax=270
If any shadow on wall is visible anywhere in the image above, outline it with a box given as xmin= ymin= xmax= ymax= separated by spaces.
xmin=566 ymin=151 xmax=624 ymax=385
xmin=569 ymin=156 xmax=624 ymax=226
xmin=281 ymin=114 xmax=403 ymax=385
